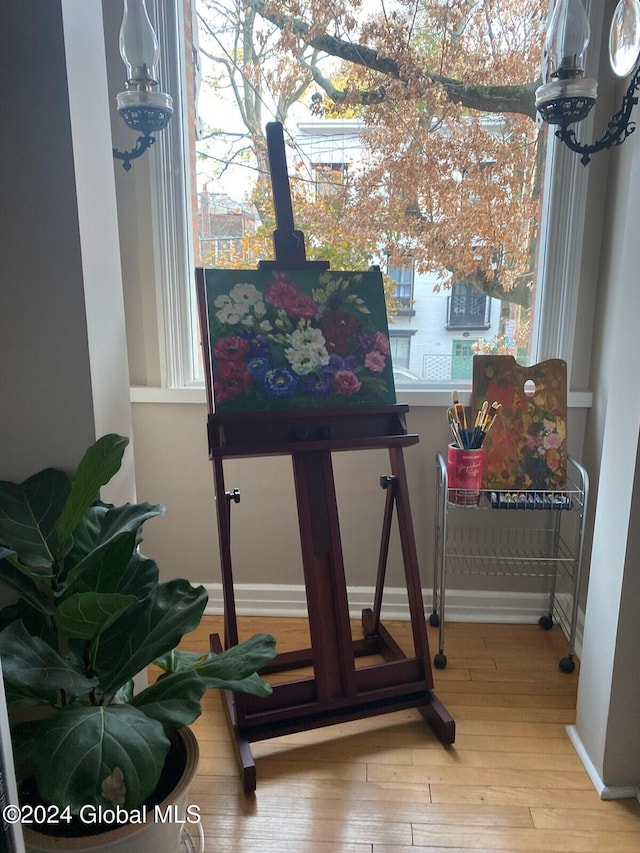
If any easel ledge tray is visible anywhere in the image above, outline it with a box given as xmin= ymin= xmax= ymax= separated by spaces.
xmin=207 ymin=404 xmax=419 ymax=457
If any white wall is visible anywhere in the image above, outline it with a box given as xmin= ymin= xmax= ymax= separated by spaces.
xmin=130 ymin=396 xmax=589 ymax=592
xmin=0 ymin=0 xmax=134 ymax=502
xmin=573 ymin=99 xmax=640 ymax=793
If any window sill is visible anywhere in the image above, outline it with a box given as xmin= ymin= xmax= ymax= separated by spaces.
xmin=130 ymin=386 xmax=593 ymax=409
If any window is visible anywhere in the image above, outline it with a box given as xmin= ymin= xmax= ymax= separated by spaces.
xmin=388 ymin=260 xmax=415 ymax=312
xmin=119 ymin=1 xmax=601 ymax=395
xmin=446 ymin=282 xmax=491 ymax=330
xmin=313 ymin=163 xmax=349 ymax=200
xmin=389 ymin=331 xmax=415 ymax=370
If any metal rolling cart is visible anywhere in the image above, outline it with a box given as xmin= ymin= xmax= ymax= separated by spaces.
xmin=430 ymin=452 xmax=589 ymax=674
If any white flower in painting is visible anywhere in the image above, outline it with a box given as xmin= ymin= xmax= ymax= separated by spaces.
xmin=228 ymin=283 xmax=266 ymax=316
xmin=213 ymin=294 xmax=232 ymax=311
xmin=229 ymin=283 xmax=262 ymax=306
xmin=284 ymin=324 xmax=329 ymax=375
xmin=215 ymin=283 xmax=267 ymax=326
xmin=216 ymin=302 xmax=245 ymax=325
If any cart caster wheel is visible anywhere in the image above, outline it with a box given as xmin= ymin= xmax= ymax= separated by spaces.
xmin=434 ymin=653 xmax=447 ymax=669
xmin=429 ymin=612 xmax=440 ymax=628
xmin=538 ymin=614 xmax=553 ymax=630
xmin=559 ymin=656 xmax=575 ymax=674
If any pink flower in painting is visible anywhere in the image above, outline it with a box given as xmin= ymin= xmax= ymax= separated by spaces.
xmin=264 ymin=272 xmax=317 ymax=320
xmin=287 ymin=291 xmax=317 ymax=320
xmin=546 ymin=449 xmax=561 ymax=471
xmin=332 ymin=370 xmax=361 ymax=396
xmin=543 ymin=432 xmax=562 ymax=450
xmin=374 ymin=332 xmax=390 ymax=355
xmin=364 ymin=350 xmax=386 ymax=373
xmin=213 ymin=335 xmax=251 ymax=361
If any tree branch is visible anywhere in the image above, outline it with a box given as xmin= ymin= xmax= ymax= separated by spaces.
xmin=249 ymin=0 xmax=539 ymax=119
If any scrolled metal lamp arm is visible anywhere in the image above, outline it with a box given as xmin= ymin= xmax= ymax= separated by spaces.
xmin=555 ymin=65 xmax=640 ymax=165
xmin=113 ymin=132 xmax=155 ymax=172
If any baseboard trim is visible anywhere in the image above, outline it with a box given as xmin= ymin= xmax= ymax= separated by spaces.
xmin=203 ymin=583 xmax=584 ymax=649
xmin=566 ymin=725 xmax=640 ymax=800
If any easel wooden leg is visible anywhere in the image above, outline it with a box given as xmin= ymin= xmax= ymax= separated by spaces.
xmin=211 ymin=634 xmax=257 ymax=792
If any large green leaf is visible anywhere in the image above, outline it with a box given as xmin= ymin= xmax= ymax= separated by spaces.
xmin=55 ymin=434 xmax=129 ymax=544
xmin=131 ymin=670 xmax=205 ymax=730
xmin=59 ymin=531 xmax=138 ymax=597
xmin=114 ymin=553 xmax=159 ymax=599
xmin=209 ymin=671 xmax=273 ymax=696
xmin=61 ymin=503 xmax=166 ymax=593
xmin=0 ymin=560 xmax=55 ymax=617
xmin=2 ymin=681 xmax=55 ymax=708
xmin=0 ymin=468 xmax=70 ymax=568
xmin=155 ymin=633 xmax=276 ymax=696
xmin=24 ymin=705 xmax=169 ymax=812
xmin=93 ymin=579 xmax=208 ymax=695
xmin=63 ymin=503 xmax=109 ymax=566
xmin=53 ymin=593 xmax=137 ymax=641
xmin=0 ymin=621 xmax=97 ymax=700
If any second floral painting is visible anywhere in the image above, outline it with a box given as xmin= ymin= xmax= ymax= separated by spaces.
xmin=202 ymin=267 xmax=396 ymax=413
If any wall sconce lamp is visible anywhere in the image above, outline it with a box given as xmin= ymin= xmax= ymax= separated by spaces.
xmin=112 ymin=0 xmax=173 ymax=171
xmin=536 ymin=0 xmax=640 ymax=165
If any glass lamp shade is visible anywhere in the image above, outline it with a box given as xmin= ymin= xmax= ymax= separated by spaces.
xmin=120 ymin=0 xmax=160 ymax=87
xmin=546 ymin=0 xmax=591 ymax=78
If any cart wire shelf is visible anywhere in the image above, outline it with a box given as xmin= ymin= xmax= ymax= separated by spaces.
xmin=440 ymin=524 xmax=578 ymax=579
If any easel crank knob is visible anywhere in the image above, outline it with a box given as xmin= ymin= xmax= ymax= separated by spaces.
xmin=379 ymin=475 xmax=397 ymax=490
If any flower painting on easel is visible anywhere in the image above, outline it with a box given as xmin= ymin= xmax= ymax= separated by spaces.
xmin=203 ymin=267 xmax=397 ymax=412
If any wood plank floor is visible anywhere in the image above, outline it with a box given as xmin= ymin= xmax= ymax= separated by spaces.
xmin=165 ymin=616 xmax=640 ymax=852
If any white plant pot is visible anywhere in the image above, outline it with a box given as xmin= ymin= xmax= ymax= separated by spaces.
xmin=22 ymin=728 xmax=199 ymax=853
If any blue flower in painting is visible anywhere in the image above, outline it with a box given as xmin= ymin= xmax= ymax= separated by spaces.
xmin=246 ymin=357 xmax=270 ymax=378
xmin=306 ymin=372 xmax=333 ymax=397
xmin=358 ymin=329 xmax=377 ymax=352
xmin=264 ymin=367 xmax=298 ymax=397
xmin=244 ymin=332 xmax=271 ymax=358
xmin=326 ymin=353 xmax=362 ymax=374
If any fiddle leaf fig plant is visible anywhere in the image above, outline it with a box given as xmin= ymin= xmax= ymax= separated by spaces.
xmin=0 ymin=434 xmax=276 ymax=814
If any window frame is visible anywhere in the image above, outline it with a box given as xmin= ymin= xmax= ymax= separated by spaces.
xmin=122 ymin=0 xmax=604 ymax=402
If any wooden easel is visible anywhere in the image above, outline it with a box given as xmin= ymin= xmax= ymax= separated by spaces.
xmin=196 ymin=122 xmax=454 ymax=793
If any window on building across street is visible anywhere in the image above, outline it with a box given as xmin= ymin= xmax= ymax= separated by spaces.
xmin=132 ymin=0 xmax=598 ymax=392
xmin=388 ymin=260 xmax=415 ymax=314
xmin=313 ymin=163 xmax=349 ymax=201
xmin=446 ymin=282 xmax=491 ymax=331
